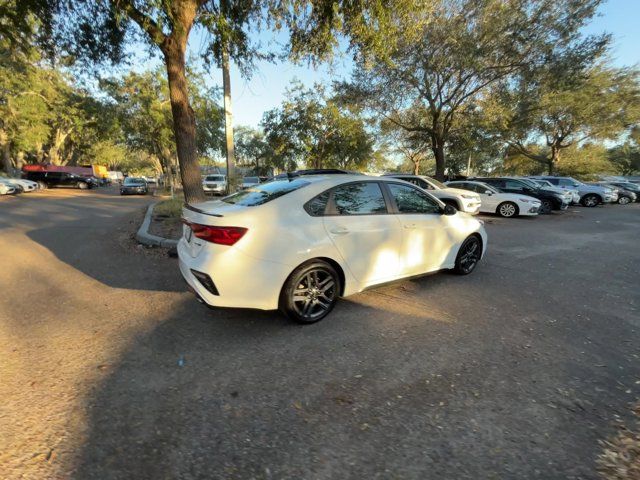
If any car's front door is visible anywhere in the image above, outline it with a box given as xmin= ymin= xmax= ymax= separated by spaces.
xmin=385 ymin=182 xmax=451 ymax=275
xmin=323 ymin=181 xmax=402 ymax=285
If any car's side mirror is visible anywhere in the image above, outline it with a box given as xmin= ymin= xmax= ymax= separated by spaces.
xmin=484 ymin=190 xmax=493 ymax=195
xmin=443 ymin=204 xmax=457 ymax=216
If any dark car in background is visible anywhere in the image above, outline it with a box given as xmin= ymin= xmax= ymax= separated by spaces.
xmin=24 ymin=171 xmax=92 ymax=190
xmin=120 ymin=177 xmax=149 ymax=195
xmin=471 ymin=177 xmax=569 ymax=213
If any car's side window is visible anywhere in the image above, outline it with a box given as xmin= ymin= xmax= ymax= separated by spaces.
xmin=304 ymin=191 xmax=331 ymax=216
xmin=546 ymin=178 xmax=559 ymax=185
xmin=332 ymin=182 xmax=388 ymax=215
xmin=504 ymin=180 xmax=524 ymax=191
xmin=388 ymin=183 xmax=441 ymax=214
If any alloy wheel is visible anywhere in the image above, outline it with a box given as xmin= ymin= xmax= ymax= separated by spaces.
xmin=619 ymin=196 xmax=631 ymax=205
xmin=583 ymin=195 xmax=598 ymax=207
xmin=292 ymin=268 xmax=337 ymax=321
xmin=498 ymin=202 xmax=517 ymax=217
xmin=457 ymin=237 xmax=481 ymax=274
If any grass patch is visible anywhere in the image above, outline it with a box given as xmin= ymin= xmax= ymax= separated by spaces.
xmin=154 ymin=196 xmax=184 ymax=219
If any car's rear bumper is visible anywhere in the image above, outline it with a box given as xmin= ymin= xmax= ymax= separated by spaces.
xmin=178 ymin=237 xmax=290 ymax=311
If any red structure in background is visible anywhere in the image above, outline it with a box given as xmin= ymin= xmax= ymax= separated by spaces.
xmin=22 ymin=164 xmax=107 ymax=178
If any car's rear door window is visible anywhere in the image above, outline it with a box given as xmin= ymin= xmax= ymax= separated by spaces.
xmin=305 ymin=191 xmax=330 ymax=216
xmin=387 ymin=183 xmax=441 ymax=214
xmin=331 ymin=182 xmax=388 ymax=215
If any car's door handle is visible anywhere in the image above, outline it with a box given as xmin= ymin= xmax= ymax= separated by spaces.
xmin=329 ymin=227 xmax=350 ymax=235
xmin=404 ymin=223 xmax=418 ymax=229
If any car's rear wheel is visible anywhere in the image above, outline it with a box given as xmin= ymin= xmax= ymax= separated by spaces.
xmin=581 ymin=194 xmax=600 ymax=207
xmin=453 ymin=236 xmax=482 ymax=275
xmin=618 ymin=196 xmax=631 ymax=205
xmin=77 ymin=181 xmax=89 ymax=190
xmin=280 ymin=260 xmax=340 ymax=324
xmin=497 ymin=201 xmax=518 ymax=218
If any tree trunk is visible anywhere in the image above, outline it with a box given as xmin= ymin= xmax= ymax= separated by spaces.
xmin=412 ymin=156 xmax=420 ymax=175
xmin=548 ymin=146 xmax=560 ymax=175
xmin=432 ymin=139 xmax=446 ymax=180
xmin=0 ymin=129 xmax=12 ymax=174
xmin=221 ymin=43 xmax=236 ymax=194
xmin=163 ymin=39 xmax=205 ymax=204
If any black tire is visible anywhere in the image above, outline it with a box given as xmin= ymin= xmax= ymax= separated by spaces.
xmin=77 ymin=181 xmax=89 ymax=190
xmin=581 ymin=194 xmax=600 ymax=207
xmin=618 ymin=195 xmax=631 ymax=205
xmin=540 ymin=199 xmax=553 ymax=214
xmin=279 ymin=260 xmax=340 ymax=324
xmin=453 ymin=236 xmax=482 ymax=275
xmin=496 ymin=201 xmax=519 ymax=218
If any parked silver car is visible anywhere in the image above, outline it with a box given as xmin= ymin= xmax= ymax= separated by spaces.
xmin=529 ymin=176 xmax=617 ymax=207
xmin=202 ymin=174 xmax=227 ymax=195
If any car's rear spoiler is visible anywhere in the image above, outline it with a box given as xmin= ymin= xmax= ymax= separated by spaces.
xmin=184 ymin=203 xmax=223 ymax=217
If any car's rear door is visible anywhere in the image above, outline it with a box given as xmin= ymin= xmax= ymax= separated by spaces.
xmin=383 ymin=182 xmax=450 ymax=275
xmin=323 ymin=181 xmax=402 ymax=285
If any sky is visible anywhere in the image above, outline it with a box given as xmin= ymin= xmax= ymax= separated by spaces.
xmin=126 ymin=0 xmax=640 ymax=129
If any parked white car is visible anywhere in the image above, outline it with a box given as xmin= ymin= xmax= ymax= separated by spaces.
xmin=179 ymin=174 xmax=487 ymax=323
xmin=0 ymin=178 xmax=23 ymax=193
xmin=202 ymin=174 xmax=227 ymax=195
xmin=0 ymin=182 xmax=16 ymax=195
xmin=383 ymin=174 xmax=482 ymax=214
xmin=445 ymin=180 xmax=541 ymax=217
xmin=10 ymin=178 xmax=39 ymax=192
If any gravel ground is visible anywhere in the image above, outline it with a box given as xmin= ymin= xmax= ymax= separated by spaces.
xmin=0 ymin=187 xmax=638 ymax=480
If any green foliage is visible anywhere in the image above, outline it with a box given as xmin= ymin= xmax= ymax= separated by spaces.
xmin=608 ymin=141 xmax=640 ymax=175
xmin=339 ymin=0 xmax=608 ymax=178
xmin=261 ymin=82 xmax=374 ymax=171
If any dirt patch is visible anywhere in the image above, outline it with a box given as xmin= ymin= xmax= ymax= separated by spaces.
xmin=148 ymin=213 xmax=182 ymax=240
xmin=598 ymin=403 xmax=640 ymax=480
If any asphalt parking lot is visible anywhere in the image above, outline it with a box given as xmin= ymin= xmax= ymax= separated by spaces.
xmin=1 ymin=187 xmax=639 ymax=479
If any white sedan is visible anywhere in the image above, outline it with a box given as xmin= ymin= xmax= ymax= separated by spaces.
xmin=10 ymin=178 xmax=39 ymax=192
xmin=446 ymin=180 xmax=541 ymax=217
xmin=0 ymin=182 xmax=16 ymax=195
xmin=179 ymin=174 xmax=487 ymax=323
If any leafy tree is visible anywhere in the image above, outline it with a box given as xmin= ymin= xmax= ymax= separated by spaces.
xmin=262 ymin=83 xmax=374 ymax=171
xmin=338 ymin=0 xmax=606 ymax=179
xmin=502 ymin=65 xmax=640 ymax=174
xmin=100 ymin=67 xmax=223 ymax=185
xmin=8 ymin=0 xmax=413 ymax=201
xmin=608 ymin=128 xmax=640 ymax=175
xmin=234 ymin=126 xmax=274 ymax=175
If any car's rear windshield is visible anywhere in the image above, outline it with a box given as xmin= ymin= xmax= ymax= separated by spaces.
xmin=206 ymin=175 xmax=224 ymax=181
xmin=223 ymin=179 xmax=310 ymax=206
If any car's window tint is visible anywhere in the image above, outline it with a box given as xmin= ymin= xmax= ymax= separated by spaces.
xmin=305 ymin=191 xmax=330 ymax=216
xmin=333 ymin=182 xmax=387 ymax=215
xmin=388 ymin=183 xmax=440 ymax=214
xmin=223 ymin=178 xmax=309 ymax=206
xmin=206 ymin=175 xmax=224 ymax=181
xmin=504 ymin=180 xmax=525 ymax=190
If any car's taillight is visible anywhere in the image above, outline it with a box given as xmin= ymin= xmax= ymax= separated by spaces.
xmin=182 ymin=220 xmax=247 ymax=246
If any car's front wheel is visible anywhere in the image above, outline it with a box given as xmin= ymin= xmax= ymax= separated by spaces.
xmin=497 ymin=201 xmax=518 ymax=218
xmin=581 ymin=194 xmax=600 ymax=207
xmin=453 ymin=236 xmax=482 ymax=275
xmin=77 ymin=181 xmax=89 ymax=190
xmin=540 ymin=199 xmax=553 ymax=214
xmin=280 ymin=260 xmax=340 ymax=324
xmin=618 ymin=196 xmax=631 ymax=205
xmin=37 ymin=181 xmax=47 ymax=190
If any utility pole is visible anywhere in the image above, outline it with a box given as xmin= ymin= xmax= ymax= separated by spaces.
xmin=221 ymin=0 xmax=236 ymax=194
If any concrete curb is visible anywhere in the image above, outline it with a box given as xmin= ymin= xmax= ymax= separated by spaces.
xmin=136 ymin=202 xmax=179 ymax=248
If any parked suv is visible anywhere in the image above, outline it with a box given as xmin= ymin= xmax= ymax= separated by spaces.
xmin=471 ymin=177 xmax=569 ymax=213
xmin=529 ymin=176 xmax=617 ymax=207
xmin=383 ymin=174 xmax=481 ymax=214
xmin=202 ymin=174 xmax=227 ymax=195
xmin=24 ymin=171 xmax=92 ymax=190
